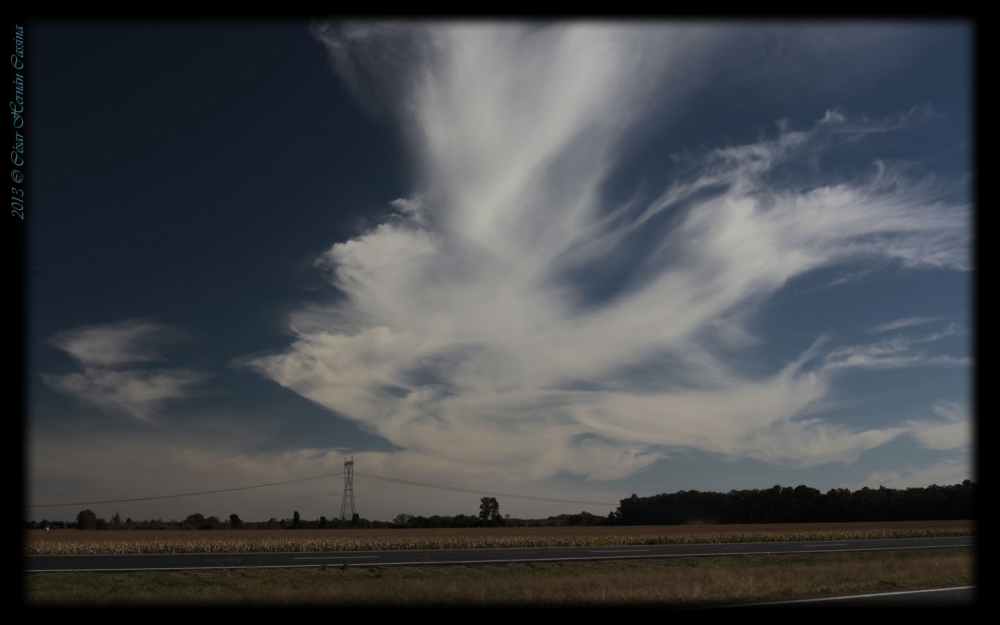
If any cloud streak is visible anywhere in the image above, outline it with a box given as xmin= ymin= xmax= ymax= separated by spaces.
xmin=868 ymin=316 xmax=947 ymax=333
xmin=46 ymin=319 xmax=185 ymax=369
xmin=822 ymin=324 xmax=969 ymax=371
xmin=243 ymin=24 xmax=970 ymax=486
xmin=905 ymin=401 xmax=972 ymax=451
xmin=43 ymin=320 xmax=209 ymax=423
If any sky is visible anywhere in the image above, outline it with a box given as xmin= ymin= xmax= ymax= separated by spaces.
xmin=25 ymin=21 xmax=974 ymax=524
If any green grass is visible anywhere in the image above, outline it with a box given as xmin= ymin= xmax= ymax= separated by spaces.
xmin=26 ymin=547 xmax=974 ymax=606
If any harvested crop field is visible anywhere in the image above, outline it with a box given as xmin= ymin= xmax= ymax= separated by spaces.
xmin=25 ymin=520 xmax=973 ymax=555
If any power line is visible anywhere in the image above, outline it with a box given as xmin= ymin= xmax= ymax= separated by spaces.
xmin=26 ymin=472 xmax=345 ymax=509
xmin=26 ymin=469 xmax=620 ymax=510
xmin=354 ymin=471 xmax=618 ymax=507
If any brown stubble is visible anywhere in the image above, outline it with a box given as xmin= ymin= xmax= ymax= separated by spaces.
xmin=25 ymin=520 xmax=974 ymax=555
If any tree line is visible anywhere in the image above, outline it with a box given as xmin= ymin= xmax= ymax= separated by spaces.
xmin=24 ymin=481 xmax=975 ymax=530
xmin=27 ymin=496 xmax=598 ymax=531
xmin=611 ymin=480 xmax=976 ymax=525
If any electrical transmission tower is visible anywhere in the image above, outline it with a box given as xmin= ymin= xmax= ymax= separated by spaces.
xmin=340 ymin=456 xmax=357 ymax=523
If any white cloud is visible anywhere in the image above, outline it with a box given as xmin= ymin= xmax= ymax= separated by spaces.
xmin=241 ymin=24 xmax=970 ymax=487
xmin=42 ymin=369 xmax=211 ymax=424
xmin=869 ymin=316 xmax=947 ymax=333
xmin=905 ymin=401 xmax=972 ymax=450
xmin=822 ymin=325 xmax=969 ymax=371
xmin=46 ymin=319 xmax=183 ymax=368
xmin=826 ymin=267 xmax=876 ymax=287
xmin=389 ymin=196 xmax=429 ymax=226
xmin=845 ymin=458 xmax=973 ymax=490
xmin=43 ymin=320 xmax=209 ymax=423
xmin=931 ymin=400 xmax=968 ymax=423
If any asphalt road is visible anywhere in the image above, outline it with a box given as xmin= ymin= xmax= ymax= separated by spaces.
xmin=25 ymin=536 xmax=973 ymax=573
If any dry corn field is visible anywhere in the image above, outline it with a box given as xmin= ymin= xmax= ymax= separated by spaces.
xmin=25 ymin=520 xmax=973 ymax=555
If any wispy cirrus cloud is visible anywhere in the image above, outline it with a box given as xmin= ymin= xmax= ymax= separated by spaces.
xmin=46 ymin=319 xmax=185 ymax=368
xmin=43 ymin=320 xmax=209 ymax=423
xmin=240 ymin=24 xmax=970 ymax=486
xmin=905 ymin=401 xmax=972 ymax=451
xmin=868 ymin=316 xmax=947 ymax=333
xmin=822 ymin=324 xmax=969 ymax=371
xmin=41 ymin=369 xmax=211 ymax=424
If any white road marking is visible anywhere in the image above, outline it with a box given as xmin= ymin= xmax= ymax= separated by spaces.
xmin=743 ymin=585 xmax=976 ymax=606
xmin=588 ymin=549 xmax=650 ymax=553
xmin=293 ymin=556 xmax=379 ymax=560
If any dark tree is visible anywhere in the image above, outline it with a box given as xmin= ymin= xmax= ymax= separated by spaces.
xmin=229 ymin=514 xmax=242 ymax=529
xmin=183 ymin=513 xmax=206 ymax=529
xmin=76 ymin=509 xmax=97 ymax=530
xmin=293 ymin=511 xmax=301 ymax=529
xmin=479 ymin=497 xmax=502 ymax=525
xmin=319 ymin=516 xmax=327 ymax=529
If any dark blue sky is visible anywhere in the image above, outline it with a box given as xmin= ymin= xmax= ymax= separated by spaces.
xmin=30 ymin=24 xmax=409 ymax=452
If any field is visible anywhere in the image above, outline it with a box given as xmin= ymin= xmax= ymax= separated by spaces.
xmin=26 ymin=548 xmax=974 ymax=606
xmin=25 ymin=520 xmax=973 ymax=555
